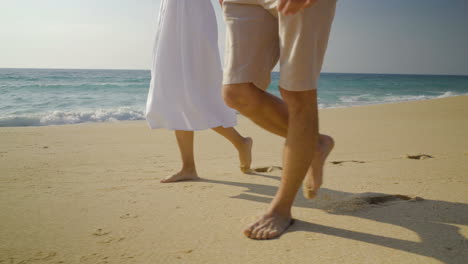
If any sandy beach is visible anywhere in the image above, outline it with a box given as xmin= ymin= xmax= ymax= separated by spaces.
xmin=1 ymin=96 xmax=467 ymax=264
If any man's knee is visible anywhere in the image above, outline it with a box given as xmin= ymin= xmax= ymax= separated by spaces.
xmin=223 ymin=83 xmax=257 ymax=111
xmin=280 ymin=88 xmax=317 ymax=113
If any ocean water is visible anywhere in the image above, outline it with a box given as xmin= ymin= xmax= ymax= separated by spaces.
xmin=1 ymin=68 xmax=467 ymax=127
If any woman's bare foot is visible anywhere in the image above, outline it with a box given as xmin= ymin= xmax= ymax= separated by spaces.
xmin=239 ymin=137 xmax=253 ymax=173
xmin=160 ymin=169 xmax=199 ymax=183
xmin=303 ymin=135 xmax=335 ymax=199
xmin=244 ymin=211 xmax=294 ymax=240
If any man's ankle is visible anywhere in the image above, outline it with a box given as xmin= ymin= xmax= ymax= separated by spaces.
xmin=181 ymin=166 xmax=196 ymax=173
xmin=267 ymin=203 xmax=292 ymax=218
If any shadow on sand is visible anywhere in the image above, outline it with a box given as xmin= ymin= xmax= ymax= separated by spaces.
xmin=201 ymin=172 xmax=468 ymax=264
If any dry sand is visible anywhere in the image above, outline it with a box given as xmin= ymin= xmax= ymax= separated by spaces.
xmin=1 ymin=96 xmax=467 ymax=264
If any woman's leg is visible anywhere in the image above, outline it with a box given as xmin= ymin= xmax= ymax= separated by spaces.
xmin=161 ymin=130 xmax=200 ymax=183
xmin=211 ymin=127 xmax=253 ymax=172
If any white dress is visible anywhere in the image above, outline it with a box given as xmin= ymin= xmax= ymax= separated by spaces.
xmin=145 ymin=0 xmax=237 ymax=131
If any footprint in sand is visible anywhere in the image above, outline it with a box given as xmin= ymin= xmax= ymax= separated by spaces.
xmin=251 ymin=166 xmax=283 ymax=173
xmin=324 ymin=193 xmax=424 ymax=212
xmin=330 ymin=160 xmax=366 ymax=165
xmin=120 ymin=253 xmax=136 ymax=260
xmin=120 ymin=213 xmax=138 ymax=219
xmin=199 ymin=185 xmax=214 ymax=190
xmin=97 ymin=237 xmax=126 ymax=245
xmin=174 ymin=249 xmax=195 ymax=259
xmin=10 ymin=251 xmax=58 ymax=263
xmin=80 ymin=253 xmax=110 ymax=264
xmin=92 ymin=228 xmax=111 ymax=237
xmin=98 ymin=238 xmax=115 ymax=244
xmin=406 ymin=154 xmax=433 ymax=160
xmin=32 ymin=251 xmax=57 ymax=261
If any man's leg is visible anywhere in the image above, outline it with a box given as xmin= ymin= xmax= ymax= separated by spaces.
xmin=244 ymin=88 xmax=318 ymax=239
xmin=276 ymin=0 xmax=337 ymax=199
xmin=224 ymin=83 xmax=334 ymax=197
xmin=222 ymin=0 xmax=336 ymax=239
xmin=223 ymin=83 xmax=288 ymax=137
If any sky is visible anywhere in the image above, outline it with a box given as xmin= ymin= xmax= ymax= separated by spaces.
xmin=1 ymin=0 xmax=467 ymax=75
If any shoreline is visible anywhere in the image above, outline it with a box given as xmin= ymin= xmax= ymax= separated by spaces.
xmin=1 ymin=95 xmax=467 ymax=128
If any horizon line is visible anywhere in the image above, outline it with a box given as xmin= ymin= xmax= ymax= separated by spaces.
xmin=0 ymin=67 xmax=467 ymax=77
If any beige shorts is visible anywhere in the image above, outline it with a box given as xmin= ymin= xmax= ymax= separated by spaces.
xmin=222 ymin=0 xmax=337 ymax=91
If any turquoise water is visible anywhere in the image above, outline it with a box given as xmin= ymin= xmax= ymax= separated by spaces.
xmin=1 ymin=68 xmax=468 ymax=127
xmin=270 ymin=72 xmax=468 ymax=108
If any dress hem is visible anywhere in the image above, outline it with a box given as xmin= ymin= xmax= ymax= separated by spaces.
xmin=146 ymin=121 xmax=238 ymax=132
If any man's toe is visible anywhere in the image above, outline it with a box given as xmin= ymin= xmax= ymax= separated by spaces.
xmin=262 ymin=230 xmax=271 ymax=240
xmin=257 ymin=229 xmax=266 ymax=240
xmin=243 ymin=228 xmax=252 ymax=237
xmin=250 ymin=227 xmax=261 ymax=239
xmin=268 ymin=230 xmax=278 ymax=239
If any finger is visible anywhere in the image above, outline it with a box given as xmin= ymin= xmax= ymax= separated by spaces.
xmin=281 ymin=1 xmax=294 ymax=16
xmin=278 ymin=0 xmax=288 ymax=13
xmin=304 ymin=0 xmax=318 ymax=9
xmin=283 ymin=2 xmax=302 ymax=16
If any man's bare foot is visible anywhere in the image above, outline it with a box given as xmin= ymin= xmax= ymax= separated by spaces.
xmin=303 ymin=135 xmax=335 ymax=199
xmin=244 ymin=211 xmax=294 ymax=240
xmin=160 ymin=169 xmax=199 ymax=183
xmin=239 ymin=137 xmax=253 ymax=173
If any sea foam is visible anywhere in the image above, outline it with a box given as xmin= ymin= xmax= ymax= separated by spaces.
xmin=0 ymin=108 xmax=145 ymax=127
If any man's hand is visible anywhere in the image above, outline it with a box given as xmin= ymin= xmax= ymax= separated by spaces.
xmin=219 ymin=0 xmax=224 ymax=6
xmin=278 ymin=0 xmax=317 ymax=16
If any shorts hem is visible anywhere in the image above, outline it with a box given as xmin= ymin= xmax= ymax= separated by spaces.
xmin=278 ymin=79 xmax=317 ymax=92
xmin=223 ymin=75 xmax=270 ymax=91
